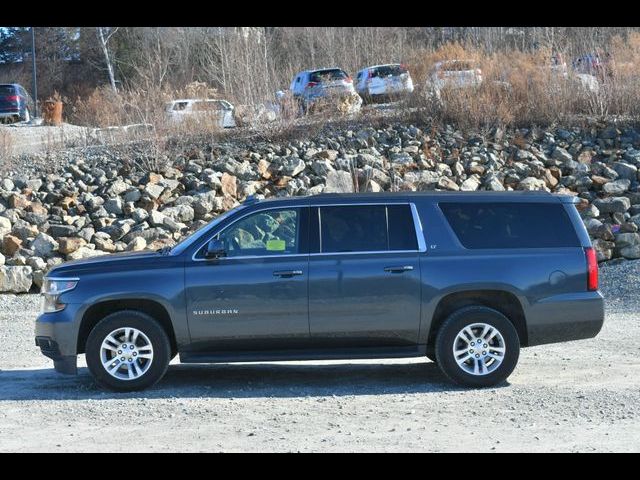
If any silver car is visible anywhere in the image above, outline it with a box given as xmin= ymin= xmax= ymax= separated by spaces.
xmin=290 ymin=68 xmax=361 ymax=114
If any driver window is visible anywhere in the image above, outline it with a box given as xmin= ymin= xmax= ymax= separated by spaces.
xmin=219 ymin=209 xmax=299 ymax=257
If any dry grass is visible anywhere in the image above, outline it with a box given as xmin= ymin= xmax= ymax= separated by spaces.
xmin=0 ymin=128 xmax=14 ymax=159
xmin=61 ymin=36 xmax=640 ymax=143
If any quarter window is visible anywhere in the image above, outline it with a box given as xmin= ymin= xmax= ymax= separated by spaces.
xmin=439 ymin=202 xmax=580 ymax=249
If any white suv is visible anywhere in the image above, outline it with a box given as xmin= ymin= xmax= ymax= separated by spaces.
xmin=427 ymin=60 xmax=483 ymax=92
xmin=355 ymin=64 xmax=414 ymax=103
xmin=165 ymin=99 xmax=236 ymax=128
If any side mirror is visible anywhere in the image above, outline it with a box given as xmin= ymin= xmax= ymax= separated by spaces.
xmin=205 ymin=238 xmax=226 ymax=259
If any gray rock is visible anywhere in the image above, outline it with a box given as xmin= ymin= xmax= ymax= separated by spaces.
xmin=324 ymin=170 xmax=354 ymax=193
xmin=67 ymin=246 xmax=109 ymax=261
xmin=615 ymin=233 xmax=640 ymax=249
xmin=132 ymin=208 xmax=149 ymax=223
xmin=281 ymin=157 xmax=306 ymax=177
xmin=145 ymin=183 xmax=165 ymax=199
xmin=619 ymin=245 xmax=640 ymax=259
xmin=123 ymin=189 xmax=142 ymax=203
xmin=0 ymin=216 xmax=11 ymax=236
xmin=30 ymin=233 xmax=59 ymax=258
xmin=592 ymin=238 xmax=614 ymax=261
xmin=108 ymin=179 xmax=129 ymax=196
xmin=47 ymin=224 xmax=77 ymax=238
xmin=612 ymin=162 xmax=638 ymax=181
xmin=311 ymin=159 xmax=335 ymax=177
xmin=27 ymin=256 xmax=47 ymax=271
xmin=104 ymin=197 xmax=123 ymax=215
xmin=149 ymin=210 xmax=166 ymax=227
xmin=126 ymin=237 xmax=147 ymax=252
xmin=593 ymin=197 xmax=631 ymax=214
xmin=162 ymin=205 xmax=194 ymax=223
xmin=518 ymin=177 xmax=547 ymax=191
xmin=552 ymin=147 xmax=573 ymax=163
xmin=460 ymin=176 xmax=480 ymax=191
xmin=0 ymin=266 xmax=33 ymax=292
xmin=602 ymin=179 xmax=631 ymax=195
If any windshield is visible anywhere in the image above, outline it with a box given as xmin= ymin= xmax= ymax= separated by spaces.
xmin=169 ymin=204 xmax=247 ymax=256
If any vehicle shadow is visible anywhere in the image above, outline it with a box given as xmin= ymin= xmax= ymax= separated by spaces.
xmin=0 ymin=361 xmax=509 ymax=401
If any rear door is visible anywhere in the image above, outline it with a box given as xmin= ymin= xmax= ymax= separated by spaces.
xmin=308 ymin=203 xmax=424 ymax=348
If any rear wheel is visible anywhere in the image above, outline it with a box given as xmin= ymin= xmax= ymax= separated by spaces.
xmin=85 ymin=310 xmax=171 ymax=392
xmin=435 ymin=306 xmax=520 ymax=388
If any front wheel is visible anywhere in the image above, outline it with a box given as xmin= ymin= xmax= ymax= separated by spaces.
xmin=85 ymin=310 xmax=171 ymax=392
xmin=435 ymin=306 xmax=520 ymax=388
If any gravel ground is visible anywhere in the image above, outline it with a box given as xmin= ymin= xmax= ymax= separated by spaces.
xmin=0 ymin=260 xmax=639 ymax=452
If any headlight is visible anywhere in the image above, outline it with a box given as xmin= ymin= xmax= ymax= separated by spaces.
xmin=41 ymin=278 xmax=78 ymax=313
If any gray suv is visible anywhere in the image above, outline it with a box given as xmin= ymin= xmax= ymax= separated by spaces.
xmin=35 ymin=192 xmax=604 ymax=391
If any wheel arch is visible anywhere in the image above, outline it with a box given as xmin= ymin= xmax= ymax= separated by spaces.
xmin=427 ymin=289 xmax=528 ymax=348
xmin=77 ymin=298 xmax=178 ymax=356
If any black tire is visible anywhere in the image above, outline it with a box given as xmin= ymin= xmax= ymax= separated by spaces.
xmin=435 ymin=306 xmax=520 ymax=388
xmin=85 ymin=310 xmax=171 ymax=392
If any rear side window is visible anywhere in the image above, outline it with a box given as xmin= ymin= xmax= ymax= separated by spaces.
xmin=372 ymin=65 xmax=407 ymax=77
xmin=319 ymin=204 xmax=418 ymax=253
xmin=309 ymin=69 xmax=347 ymax=83
xmin=0 ymin=85 xmax=16 ymax=95
xmin=439 ymin=202 xmax=580 ymax=249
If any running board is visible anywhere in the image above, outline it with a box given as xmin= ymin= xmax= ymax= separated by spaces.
xmin=180 ymin=345 xmax=427 ymax=364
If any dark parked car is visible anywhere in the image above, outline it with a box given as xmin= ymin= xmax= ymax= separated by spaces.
xmin=35 ymin=192 xmax=604 ymax=391
xmin=0 ymin=83 xmax=34 ymax=123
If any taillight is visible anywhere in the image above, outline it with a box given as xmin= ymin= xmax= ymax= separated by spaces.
xmin=345 ymin=77 xmax=353 ymax=83
xmin=585 ymin=247 xmax=598 ymax=291
xmin=3 ymin=95 xmax=19 ymax=102
xmin=306 ymin=82 xmax=318 ymax=88
xmin=367 ymin=70 xmax=373 ymax=79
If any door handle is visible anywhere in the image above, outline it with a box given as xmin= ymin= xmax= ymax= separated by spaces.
xmin=384 ymin=265 xmax=414 ymax=273
xmin=273 ymin=270 xmax=303 ymax=278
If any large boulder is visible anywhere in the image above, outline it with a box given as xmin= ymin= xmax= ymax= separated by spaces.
xmin=30 ymin=233 xmax=59 ymax=258
xmin=324 ymin=170 xmax=354 ymax=193
xmin=0 ymin=266 xmax=33 ymax=292
xmin=593 ymin=197 xmax=631 ymax=214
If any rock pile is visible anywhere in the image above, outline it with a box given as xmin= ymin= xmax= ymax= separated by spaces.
xmin=1 ymin=120 xmax=639 ymax=292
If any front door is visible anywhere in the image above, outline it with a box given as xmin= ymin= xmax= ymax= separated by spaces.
xmin=185 ymin=207 xmax=310 ymax=352
xmin=308 ymin=204 xmax=423 ymax=348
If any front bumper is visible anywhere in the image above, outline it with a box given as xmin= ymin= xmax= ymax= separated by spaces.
xmin=526 ymin=291 xmax=605 ymax=346
xmin=35 ymin=303 xmax=82 ymax=375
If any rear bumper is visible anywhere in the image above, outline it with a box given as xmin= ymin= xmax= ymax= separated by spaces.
xmin=526 ymin=291 xmax=605 ymax=346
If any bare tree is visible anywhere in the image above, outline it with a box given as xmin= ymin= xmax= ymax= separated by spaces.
xmin=96 ymin=27 xmax=119 ymax=93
